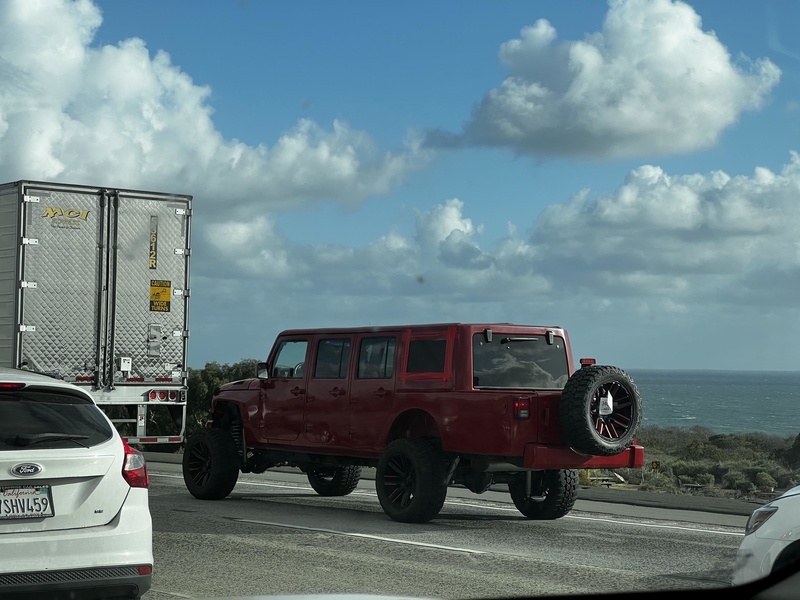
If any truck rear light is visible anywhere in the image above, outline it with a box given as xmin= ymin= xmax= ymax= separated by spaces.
xmin=149 ymin=391 xmax=157 ymax=400
xmin=158 ymin=391 xmax=166 ymax=400
xmin=579 ymin=358 xmax=596 ymax=366
xmin=0 ymin=382 xmax=25 ymax=390
xmin=121 ymin=438 xmax=149 ymax=488
xmin=513 ymin=397 xmax=530 ymax=419
xmin=169 ymin=391 xmax=176 ymax=400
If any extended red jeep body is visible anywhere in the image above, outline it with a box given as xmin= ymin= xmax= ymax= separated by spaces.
xmin=186 ymin=323 xmax=644 ymax=523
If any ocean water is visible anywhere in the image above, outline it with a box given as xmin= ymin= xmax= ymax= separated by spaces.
xmin=628 ymin=369 xmax=800 ymax=437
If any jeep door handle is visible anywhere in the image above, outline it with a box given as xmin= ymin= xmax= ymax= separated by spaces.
xmin=374 ymin=387 xmax=388 ymax=398
xmin=329 ymin=387 xmax=346 ymax=397
xmin=290 ymin=386 xmax=304 ymax=396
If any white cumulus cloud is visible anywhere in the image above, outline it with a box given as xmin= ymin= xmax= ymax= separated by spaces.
xmin=426 ymin=0 xmax=780 ymax=159
xmin=0 ymin=0 xmax=429 ymax=215
xmin=529 ymin=152 xmax=800 ymax=303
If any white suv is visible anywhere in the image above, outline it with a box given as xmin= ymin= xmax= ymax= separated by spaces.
xmin=0 ymin=367 xmax=153 ymax=599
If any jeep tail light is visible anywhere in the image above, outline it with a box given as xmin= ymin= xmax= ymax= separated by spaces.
xmin=580 ymin=358 xmax=596 ymax=367
xmin=513 ymin=397 xmax=530 ymax=419
xmin=158 ymin=391 xmax=166 ymax=400
xmin=149 ymin=391 xmax=156 ymax=400
xmin=138 ymin=566 xmax=153 ymax=576
xmin=121 ymin=438 xmax=149 ymax=488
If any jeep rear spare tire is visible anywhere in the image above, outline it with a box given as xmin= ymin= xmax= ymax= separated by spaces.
xmin=376 ymin=439 xmax=447 ymax=523
xmin=509 ymin=469 xmax=578 ymax=520
xmin=307 ymin=466 xmax=362 ymax=496
xmin=559 ymin=365 xmax=642 ymax=456
xmin=183 ymin=428 xmax=240 ymax=500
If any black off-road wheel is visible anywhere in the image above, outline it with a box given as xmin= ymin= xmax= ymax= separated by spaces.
xmin=559 ymin=365 xmax=642 ymax=456
xmin=183 ymin=429 xmax=240 ymax=500
xmin=307 ymin=466 xmax=362 ymax=496
xmin=508 ymin=469 xmax=578 ymax=520
xmin=376 ymin=439 xmax=447 ymax=523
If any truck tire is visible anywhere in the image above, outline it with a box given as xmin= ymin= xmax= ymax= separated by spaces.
xmin=509 ymin=469 xmax=578 ymax=520
xmin=376 ymin=439 xmax=447 ymax=523
xmin=559 ymin=365 xmax=642 ymax=456
xmin=183 ymin=429 xmax=240 ymax=500
xmin=307 ymin=466 xmax=362 ymax=496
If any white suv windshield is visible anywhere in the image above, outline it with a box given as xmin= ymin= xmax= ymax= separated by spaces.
xmin=472 ymin=334 xmax=569 ymax=390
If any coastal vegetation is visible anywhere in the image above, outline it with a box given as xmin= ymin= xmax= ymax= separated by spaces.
xmin=601 ymin=424 xmax=800 ymax=499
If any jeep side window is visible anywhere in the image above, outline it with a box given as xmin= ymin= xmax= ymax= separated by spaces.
xmin=272 ymin=340 xmax=308 ymax=379
xmin=357 ymin=337 xmax=396 ymax=379
xmin=314 ymin=339 xmax=351 ymax=379
xmin=406 ymin=339 xmax=447 ymax=373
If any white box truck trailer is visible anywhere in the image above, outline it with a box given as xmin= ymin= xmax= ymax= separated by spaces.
xmin=0 ymin=180 xmax=191 ymax=445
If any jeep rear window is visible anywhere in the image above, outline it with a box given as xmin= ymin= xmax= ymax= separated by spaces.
xmin=472 ymin=334 xmax=569 ymax=390
xmin=406 ymin=339 xmax=447 ymax=373
xmin=0 ymin=388 xmax=114 ymax=451
xmin=315 ymin=339 xmax=351 ymax=379
xmin=358 ymin=337 xmax=396 ymax=379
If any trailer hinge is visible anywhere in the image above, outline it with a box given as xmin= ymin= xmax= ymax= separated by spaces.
xmin=19 ymin=325 xmax=36 ymax=332
xmin=172 ymin=330 xmax=190 ymax=338
xmin=175 ymin=208 xmax=192 ymax=216
xmin=20 ymin=281 xmax=37 ymax=289
xmin=21 ymin=238 xmax=38 ymax=245
xmin=23 ymin=195 xmax=40 ymax=203
xmin=174 ymin=248 xmax=191 ymax=256
xmin=172 ymin=289 xmax=190 ymax=297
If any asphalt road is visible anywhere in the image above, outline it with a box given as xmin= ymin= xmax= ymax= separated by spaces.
xmin=143 ymin=464 xmax=744 ymax=600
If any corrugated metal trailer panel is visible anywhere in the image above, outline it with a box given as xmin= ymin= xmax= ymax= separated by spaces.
xmin=0 ymin=180 xmax=192 ymax=444
xmin=0 ymin=183 xmax=21 ymax=368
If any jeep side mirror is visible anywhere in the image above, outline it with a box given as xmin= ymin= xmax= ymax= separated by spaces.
xmin=256 ymin=362 xmax=269 ymax=379
xmin=483 ymin=328 xmax=492 ymax=343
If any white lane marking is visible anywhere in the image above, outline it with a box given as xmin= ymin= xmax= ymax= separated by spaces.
xmin=148 ymin=588 xmax=194 ymax=599
xmin=151 ymin=472 xmax=743 ymax=537
xmin=564 ymin=514 xmax=743 ymax=537
xmin=232 ymin=518 xmax=485 ymax=554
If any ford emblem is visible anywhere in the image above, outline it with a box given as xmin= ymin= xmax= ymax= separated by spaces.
xmin=11 ymin=463 xmax=42 ymax=477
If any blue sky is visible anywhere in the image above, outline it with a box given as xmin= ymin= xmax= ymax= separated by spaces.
xmin=2 ymin=0 xmax=799 ymax=370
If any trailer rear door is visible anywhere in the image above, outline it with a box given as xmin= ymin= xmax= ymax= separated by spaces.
xmin=109 ymin=192 xmax=190 ymax=384
xmin=18 ymin=185 xmax=107 ymax=381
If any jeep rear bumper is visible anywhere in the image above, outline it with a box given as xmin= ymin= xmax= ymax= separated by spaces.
xmin=523 ymin=444 xmax=644 ymax=470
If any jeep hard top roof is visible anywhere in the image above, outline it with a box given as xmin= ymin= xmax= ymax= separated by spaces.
xmin=277 ymin=323 xmax=565 ymax=336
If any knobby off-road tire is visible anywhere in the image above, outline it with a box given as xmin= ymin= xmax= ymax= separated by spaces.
xmin=183 ymin=428 xmax=240 ymax=500
xmin=508 ymin=469 xmax=578 ymax=520
xmin=307 ymin=466 xmax=362 ymax=496
xmin=559 ymin=365 xmax=642 ymax=456
xmin=376 ymin=438 xmax=448 ymax=523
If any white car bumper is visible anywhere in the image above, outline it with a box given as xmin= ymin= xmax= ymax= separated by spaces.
xmin=0 ymin=488 xmax=152 ymax=598
xmin=732 ymin=532 xmax=790 ymax=585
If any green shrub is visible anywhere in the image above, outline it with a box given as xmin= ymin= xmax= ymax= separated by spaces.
xmin=755 ymin=472 xmax=778 ymax=492
xmin=785 ymin=434 xmax=800 ymax=468
xmin=722 ymin=470 xmax=745 ymax=489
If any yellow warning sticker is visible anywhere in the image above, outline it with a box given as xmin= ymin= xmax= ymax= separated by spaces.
xmin=150 ymin=280 xmax=171 ymax=312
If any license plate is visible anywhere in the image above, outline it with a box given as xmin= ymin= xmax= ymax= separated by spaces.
xmin=0 ymin=485 xmax=55 ymax=519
